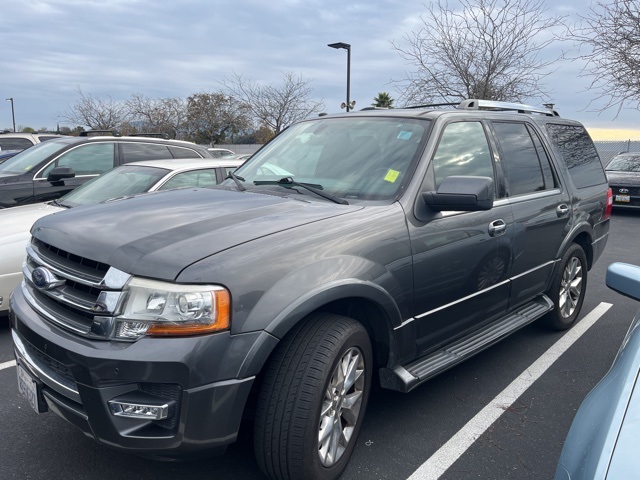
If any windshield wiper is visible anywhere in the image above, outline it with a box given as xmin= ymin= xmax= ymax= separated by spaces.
xmin=253 ymin=177 xmax=349 ymax=205
xmin=227 ymin=171 xmax=246 ymax=191
xmin=50 ymin=199 xmax=71 ymax=209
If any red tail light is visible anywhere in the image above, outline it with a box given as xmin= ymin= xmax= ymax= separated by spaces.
xmin=604 ymin=187 xmax=613 ymax=220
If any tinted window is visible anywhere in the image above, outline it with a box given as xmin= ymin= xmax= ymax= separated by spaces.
xmin=169 ymin=146 xmax=202 ymax=159
xmin=0 ymin=138 xmax=34 ymax=150
xmin=41 ymin=143 xmax=115 ymax=176
xmin=546 ymin=123 xmax=606 ymax=188
xmin=158 ymin=168 xmax=219 ymax=190
xmin=432 ymin=122 xmax=494 ymax=189
xmin=0 ymin=140 xmax=67 ymax=174
xmin=493 ymin=122 xmax=544 ymax=196
xmin=60 ymin=165 xmax=169 ymax=207
xmin=121 ymin=143 xmax=172 ymax=162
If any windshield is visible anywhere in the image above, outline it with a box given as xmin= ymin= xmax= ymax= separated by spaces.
xmin=0 ymin=139 xmax=68 ymax=175
xmin=606 ymin=154 xmax=640 ymax=172
xmin=231 ymin=117 xmax=430 ymax=201
xmin=59 ymin=164 xmax=169 ymax=207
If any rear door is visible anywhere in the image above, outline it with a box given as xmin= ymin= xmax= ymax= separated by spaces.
xmin=489 ymin=120 xmax=571 ymax=307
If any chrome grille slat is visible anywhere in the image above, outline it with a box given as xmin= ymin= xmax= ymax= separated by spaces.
xmin=22 ymin=238 xmax=130 ymax=339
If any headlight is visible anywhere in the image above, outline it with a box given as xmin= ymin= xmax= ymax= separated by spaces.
xmin=114 ymin=277 xmax=230 ymax=340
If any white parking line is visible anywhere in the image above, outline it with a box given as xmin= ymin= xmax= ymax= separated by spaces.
xmin=0 ymin=359 xmax=16 ymax=371
xmin=407 ymin=301 xmax=613 ymax=480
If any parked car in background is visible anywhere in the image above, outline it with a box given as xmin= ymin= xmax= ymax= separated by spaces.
xmin=555 ymin=262 xmax=640 ymax=480
xmin=0 ymin=157 xmax=243 ymax=315
xmin=605 ymin=152 xmax=640 ymax=209
xmin=207 ymin=147 xmax=235 ymax=158
xmin=0 ymin=134 xmax=212 ymax=208
xmin=0 ymin=131 xmax=65 ymax=151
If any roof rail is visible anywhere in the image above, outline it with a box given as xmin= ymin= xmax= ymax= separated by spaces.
xmin=405 ymin=102 xmax=459 ymax=109
xmin=79 ymin=130 xmax=120 ymax=137
xmin=129 ymin=132 xmax=170 ymax=139
xmin=458 ymin=99 xmax=560 ymax=117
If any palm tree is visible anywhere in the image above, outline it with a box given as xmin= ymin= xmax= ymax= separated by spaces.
xmin=372 ymin=92 xmax=394 ymax=108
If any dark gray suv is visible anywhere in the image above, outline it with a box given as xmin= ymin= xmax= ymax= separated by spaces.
xmin=10 ymin=100 xmax=612 ymax=480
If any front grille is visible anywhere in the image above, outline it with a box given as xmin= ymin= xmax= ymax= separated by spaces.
xmin=22 ymin=238 xmax=130 ymax=339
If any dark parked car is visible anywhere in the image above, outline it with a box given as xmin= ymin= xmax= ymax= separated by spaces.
xmin=605 ymin=152 xmax=640 ymax=209
xmin=555 ymin=262 xmax=640 ymax=480
xmin=11 ymin=100 xmax=611 ymax=480
xmin=0 ymin=134 xmax=212 ymax=208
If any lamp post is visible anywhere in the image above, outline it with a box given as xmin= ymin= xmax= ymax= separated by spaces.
xmin=327 ymin=42 xmax=353 ymax=112
xmin=5 ymin=98 xmax=16 ymax=132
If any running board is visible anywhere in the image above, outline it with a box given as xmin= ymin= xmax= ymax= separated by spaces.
xmin=379 ymin=295 xmax=554 ymax=393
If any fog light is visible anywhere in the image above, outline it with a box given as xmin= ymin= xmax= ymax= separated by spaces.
xmin=109 ymin=400 xmax=170 ymax=420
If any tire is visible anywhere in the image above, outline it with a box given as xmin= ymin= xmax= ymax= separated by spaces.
xmin=544 ymin=243 xmax=588 ymax=330
xmin=254 ymin=312 xmax=373 ymax=480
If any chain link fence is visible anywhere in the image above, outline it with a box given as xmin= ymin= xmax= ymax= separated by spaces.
xmin=594 ymin=140 xmax=640 ymax=166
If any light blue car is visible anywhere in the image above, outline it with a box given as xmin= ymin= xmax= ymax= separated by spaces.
xmin=555 ymin=263 xmax=640 ymax=479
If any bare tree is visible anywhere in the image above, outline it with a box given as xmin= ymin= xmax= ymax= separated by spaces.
xmin=61 ymin=87 xmax=129 ymax=131
xmin=223 ymin=72 xmax=324 ymax=133
xmin=186 ymin=92 xmax=252 ymax=145
xmin=126 ymin=94 xmax=188 ymax=138
xmin=391 ymin=0 xmax=565 ymax=105
xmin=568 ymin=0 xmax=640 ymax=115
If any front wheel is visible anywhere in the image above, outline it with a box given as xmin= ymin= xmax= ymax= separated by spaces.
xmin=544 ymin=243 xmax=588 ymax=330
xmin=254 ymin=312 xmax=372 ymax=480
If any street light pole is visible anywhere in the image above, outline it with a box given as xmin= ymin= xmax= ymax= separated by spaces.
xmin=5 ymin=98 xmax=16 ymax=132
xmin=328 ymin=42 xmax=352 ymax=112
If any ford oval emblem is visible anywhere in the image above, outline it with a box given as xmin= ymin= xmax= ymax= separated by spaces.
xmin=31 ymin=266 xmax=64 ymax=290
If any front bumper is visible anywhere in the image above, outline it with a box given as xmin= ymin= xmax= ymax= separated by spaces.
xmin=10 ymin=286 xmax=261 ymax=457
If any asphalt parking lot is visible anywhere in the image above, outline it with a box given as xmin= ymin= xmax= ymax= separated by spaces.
xmin=1 ymin=209 xmax=639 ymax=480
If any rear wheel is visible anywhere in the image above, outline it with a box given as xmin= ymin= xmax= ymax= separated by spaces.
xmin=545 ymin=243 xmax=588 ymax=330
xmin=254 ymin=312 xmax=372 ymax=480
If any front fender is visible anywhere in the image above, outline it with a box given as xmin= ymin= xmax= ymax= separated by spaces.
xmin=240 ymin=255 xmax=405 ymax=338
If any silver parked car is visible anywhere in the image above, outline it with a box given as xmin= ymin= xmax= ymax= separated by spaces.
xmin=0 ymin=157 xmax=243 ymax=314
xmin=555 ymin=262 xmax=640 ymax=479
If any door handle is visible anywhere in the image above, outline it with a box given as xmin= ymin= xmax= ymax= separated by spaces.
xmin=488 ymin=219 xmax=506 ymax=237
xmin=556 ymin=204 xmax=570 ymax=217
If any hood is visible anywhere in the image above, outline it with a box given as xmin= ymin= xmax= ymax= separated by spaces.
xmin=0 ymin=202 xmax=63 ymax=245
xmin=606 ymin=171 xmax=640 ymax=186
xmin=32 ymin=187 xmax=362 ymax=280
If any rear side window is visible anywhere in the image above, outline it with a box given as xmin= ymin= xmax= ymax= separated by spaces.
xmin=546 ymin=124 xmax=606 ymax=188
xmin=0 ymin=138 xmax=34 ymax=150
xmin=169 ymin=146 xmax=202 ymax=158
xmin=121 ymin=143 xmax=172 ymax=162
xmin=492 ymin=122 xmax=555 ymax=196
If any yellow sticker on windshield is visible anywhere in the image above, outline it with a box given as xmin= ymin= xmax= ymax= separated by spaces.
xmin=384 ymin=169 xmax=400 ymax=183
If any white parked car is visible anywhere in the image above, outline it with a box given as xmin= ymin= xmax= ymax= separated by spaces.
xmin=0 ymin=157 xmax=243 ymax=313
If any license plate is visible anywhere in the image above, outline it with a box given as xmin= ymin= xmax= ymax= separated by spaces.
xmin=615 ymin=194 xmax=630 ymax=202
xmin=17 ymin=364 xmax=41 ymax=413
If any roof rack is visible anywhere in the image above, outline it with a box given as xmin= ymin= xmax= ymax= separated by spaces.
xmin=79 ymin=130 xmax=120 ymax=137
xmin=457 ymin=99 xmax=560 ymax=117
xmin=129 ymin=132 xmax=170 ymax=139
xmin=405 ymin=102 xmax=459 ymax=109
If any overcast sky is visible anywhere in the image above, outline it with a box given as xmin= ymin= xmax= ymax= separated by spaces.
xmin=2 ymin=0 xmax=638 ymax=136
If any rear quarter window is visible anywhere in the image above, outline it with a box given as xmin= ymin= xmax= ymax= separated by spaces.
xmin=545 ymin=123 xmax=606 ymax=188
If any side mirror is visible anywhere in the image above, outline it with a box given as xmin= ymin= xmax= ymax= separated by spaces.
xmin=47 ymin=166 xmax=75 ymax=182
xmin=422 ymin=176 xmax=494 ymax=212
xmin=606 ymin=263 xmax=640 ymax=302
